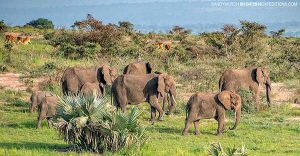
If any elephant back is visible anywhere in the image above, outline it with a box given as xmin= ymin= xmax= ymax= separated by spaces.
xmin=73 ymin=67 xmax=98 ymax=83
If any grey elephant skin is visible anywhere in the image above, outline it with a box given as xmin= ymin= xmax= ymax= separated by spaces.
xmin=112 ymin=73 xmax=177 ymax=124
xmin=123 ymin=62 xmax=169 ymax=113
xmin=61 ymin=64 xmax=116 ymax=95
xmin=80 ymin=82 xmax=105 ymax=97
xmin=123 ymin=61 xmax=152 ymax=75
xmin=183 ymin=91 xmax=242 ymax=136
xmin=30 ymin=91 xmax=54 ymax=113
xmin=219 ymin=67 xmax=271 ymax=109
xmin=37 ymin=94 xmax=57 ymax=129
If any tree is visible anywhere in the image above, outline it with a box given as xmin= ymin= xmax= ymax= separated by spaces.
xmin=270 ymin=29 xmax=285 ymax=38
xmin=240 ymin=20 xmax=266 ymax=52
xmin=26 ymin=18 xmax=54 ymax=29
xmin=118 ymin=21 xmax=134 ymax=33
xmin=222 ymin=24 xmax=240 ymax=57
xmin=0 ymin=20 xmax=8 ymax=33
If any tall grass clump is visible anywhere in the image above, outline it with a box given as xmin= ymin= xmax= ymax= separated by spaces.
xmin=53 ymin=94 xmax=147 ymax=153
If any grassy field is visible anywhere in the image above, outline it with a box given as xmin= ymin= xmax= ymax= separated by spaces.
xmin=1 ymin=91 xmax=300 ymax=156
xmin=0 ymin=24 xmax=300 ymax=155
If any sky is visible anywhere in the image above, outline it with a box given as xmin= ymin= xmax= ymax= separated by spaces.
xmin=0 ymin=0 xmax=299 ymax=35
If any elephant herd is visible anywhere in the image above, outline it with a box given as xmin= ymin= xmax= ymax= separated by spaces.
xmin=30 ymin=62 xmax=271 ymax=136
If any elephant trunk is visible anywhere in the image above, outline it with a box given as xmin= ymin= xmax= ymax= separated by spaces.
xmin=266 ymin=79 xmax=271 ymax=105
xmin=166 ymin=91 xmax=176 ymax=115
xmin=230 ymin=105 xmax=241 ymax=130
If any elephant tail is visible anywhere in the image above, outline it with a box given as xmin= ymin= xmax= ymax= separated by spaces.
xmin=219 ymin=75 xmax=224 ymax=92
xmin=185 ymin=95 xmax=194 ymax=120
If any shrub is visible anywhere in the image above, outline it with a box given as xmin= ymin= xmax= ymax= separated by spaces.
xmin=209 ymin=142 xmax=248 ymax=156
xmin=238 ymin=89 xmax=256 ymax=113
xmin=26 ymin=18 xmax=54 ymax=29
xmin=53 ymin=94 xmax=147 ymax=153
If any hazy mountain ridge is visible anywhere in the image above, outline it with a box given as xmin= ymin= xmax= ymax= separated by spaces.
xmin=0 ymin=0 xmax=299 ymax=36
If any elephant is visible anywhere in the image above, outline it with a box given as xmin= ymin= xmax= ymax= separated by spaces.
xmin=219 ymin=67 xmax=271 ymax=109
xmin=123 ymin=62 xmax=169 ymax=111
xmin=80 ymin=82 xmax=105 ymax=97
xmin=37 ymin=94 xmax=57 ymax=129
xmin=112 ymin=73 xmax=177 ymax=124
xmin=61 ymin=64 xmax=116 ymax=95
xmin=123 ymin=61 xmax=152 ymax=75
xmin=30 ymin=91 xmax=54 ymax=113
xmin=182 ymin=91 xmax=242 ymax=136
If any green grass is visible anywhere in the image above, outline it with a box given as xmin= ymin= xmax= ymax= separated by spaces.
xmin=1 ymin=95 xmax=300 ymax=156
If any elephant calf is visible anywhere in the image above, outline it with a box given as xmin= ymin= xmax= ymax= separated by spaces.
xmin=80 ymin=82 xmax=104 ymax=97
xmin=30 ymin=91 xmax=54 ymax=113
xmin=37 ymin=94 xmax=57 ymax=129
xmin=182 ymin=91 xmax=241 ymax=136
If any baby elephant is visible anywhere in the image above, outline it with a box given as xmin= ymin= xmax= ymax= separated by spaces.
xmin=37 ymin=95 xmax=57 ymax=129
xmin=30 ymin=91 xmax=53 ymax=113
xmin=182 ymin=91 xmax=241 ymax=136
xmin=80 ymin=82 xmax=105 ymax=97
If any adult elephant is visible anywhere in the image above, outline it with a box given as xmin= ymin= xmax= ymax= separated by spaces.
xmin=123 ymin=62 xmax=152 ymax=75
xmin=61 ymin=64 xmax=116 ymax=95
xmin=219 ymin=67 xmax=271 ymax=109
xmin=112 ymin=73 xmax=177 ymax=124
xmin=123 ymin=62 xmax=169 ymax=111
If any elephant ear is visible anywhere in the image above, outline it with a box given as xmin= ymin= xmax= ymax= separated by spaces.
xmin=256 ymin=67 xmax=263 ymax=85
xmin=146 ymin=62 xmax=152 ymax=74
xmin=101 ymin=65 xmax=111 ymax=85
xmin=157 ymin=74 xmax=165 ymax=93
xmin=218 ymin=91 xmax=231 ymax=110
xmin=123 ymin=65 xmax=129 ymax=74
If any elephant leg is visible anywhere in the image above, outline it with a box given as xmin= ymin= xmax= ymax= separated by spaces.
xmin=194 ymin=120 xmax=200 ymax=135
xmin=47 ymin=117 xmax=53 ymax=128
xmin=217 ymin=111 xmax=225 ymax=135
xmin=149 ymin=96 xmax=164 ymax=121
xmin=254 ymin=89 xmax=260 ymax=111
xmin=182 ymin=120 xmax=191 ymax=136
xmin=37 ymin=118 xmax=42 ymax=129
xmin=66 ymin=78 xmax=80 ymax=95
xmin=150 ymin=106 xmax=156 ymax=125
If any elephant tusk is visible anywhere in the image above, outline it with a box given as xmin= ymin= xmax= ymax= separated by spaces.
xmin=171 ymin=94 xmax=177 ymax=105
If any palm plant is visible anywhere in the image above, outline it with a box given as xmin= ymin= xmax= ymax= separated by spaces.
xmin=53 ymin=93 xmax=146 ymax=153
xmin=209 ymin=142 xmax=248 ymax=156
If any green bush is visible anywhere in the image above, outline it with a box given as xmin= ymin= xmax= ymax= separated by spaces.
xmin=53 ymin=94 xmax=147 ymax=153
xmin=238 ymin=89 xmax=256 ymax=113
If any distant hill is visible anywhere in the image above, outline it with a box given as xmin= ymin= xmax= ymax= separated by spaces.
xmin=1 ymin=0 xmax=300 ymax=36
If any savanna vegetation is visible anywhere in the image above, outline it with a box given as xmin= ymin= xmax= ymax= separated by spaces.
xmin=0 ymin=14 xmax=299 ymax=155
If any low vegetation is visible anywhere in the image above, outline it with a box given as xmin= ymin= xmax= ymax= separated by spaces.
xmin=54 ymin=94 xmax=146 ymax=153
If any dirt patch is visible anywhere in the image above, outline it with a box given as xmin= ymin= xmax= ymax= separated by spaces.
xmin=0 ymin=73 xmax=27 ymax=91
xmin=270 ymin=83 xmax=298 ymax=103
xmin=286 ymin=116 xmax=300 ymax=121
